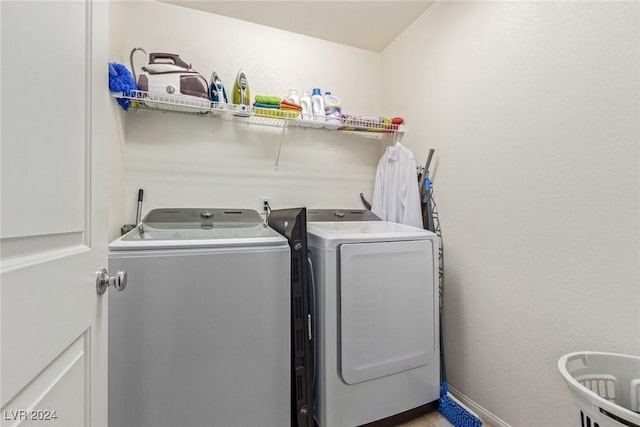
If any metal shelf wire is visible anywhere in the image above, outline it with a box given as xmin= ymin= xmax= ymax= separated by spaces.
xmin=112 ymin=90 xmax=406 ymax=169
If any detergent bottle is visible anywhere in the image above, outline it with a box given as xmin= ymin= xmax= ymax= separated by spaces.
xmin=324 ymin=92 xmax=341 ymax=123
xmin=285 ymin=88 xmax=300 ymax=105
xmin=311 ymin=88 xmax=325 ymax=122
xmin=299 ymin=91 xmax=312 ymax=121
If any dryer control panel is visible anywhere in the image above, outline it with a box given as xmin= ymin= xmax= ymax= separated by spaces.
xmin=306 ymin=209 xmax=380 ymax=222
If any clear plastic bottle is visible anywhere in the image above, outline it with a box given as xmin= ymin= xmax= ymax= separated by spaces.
xmin=311 ymin=88 xmax=325 ymax=122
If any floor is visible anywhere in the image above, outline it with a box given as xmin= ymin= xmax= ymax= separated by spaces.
xmin=395 ymin=411 xmax=493 ymax=427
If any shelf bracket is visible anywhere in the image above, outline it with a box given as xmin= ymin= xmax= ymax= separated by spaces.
xmin=274 ymin=119 xmax=289 ymax=171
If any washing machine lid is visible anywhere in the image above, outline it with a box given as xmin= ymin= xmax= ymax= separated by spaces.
xmin=110 ymin=208 xmax=287 ymax=250
xmin=306 ymin=221 xmax=435 ymax=249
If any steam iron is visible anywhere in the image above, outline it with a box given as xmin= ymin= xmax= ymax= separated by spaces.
xmin=130 ymin=48 xmax=210 ymax=113
xmin=232 ymin=69 xmax=251 ymax=117
xmin=209 ymin=71 xmax=228 ymax=109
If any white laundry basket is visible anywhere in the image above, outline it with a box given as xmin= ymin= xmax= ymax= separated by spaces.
xmin=558 ymin=351 xmax=640 ymax=427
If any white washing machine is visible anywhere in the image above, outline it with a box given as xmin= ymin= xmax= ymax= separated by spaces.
xmin=307 ymin=211 xmax=439 ymax=427
xmin=108 ymin=208 xmax=290 ymax=427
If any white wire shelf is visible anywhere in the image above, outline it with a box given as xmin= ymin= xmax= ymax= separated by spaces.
xmin=112 ymin=90 xmax=406 ymax=135
xmin=112 ymin=89 xmax=406 ymax=170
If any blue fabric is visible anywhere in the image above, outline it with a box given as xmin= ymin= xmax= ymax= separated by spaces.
xmin=439 ymin=382 xmax=483 ymax=427
xmin=109 ymin=62 xmax=137 ymax=111
xmin=252 ymin=102 xmax=280 ymax=109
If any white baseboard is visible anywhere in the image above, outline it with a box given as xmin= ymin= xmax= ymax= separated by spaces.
xmin=448 ymin=385 xmax=511 ymax=427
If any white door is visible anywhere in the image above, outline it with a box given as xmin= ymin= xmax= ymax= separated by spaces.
xmin=1 ymin=1 xmax=109 ymax=426
xmin=339 ymin=240 xmax=435 ymax=384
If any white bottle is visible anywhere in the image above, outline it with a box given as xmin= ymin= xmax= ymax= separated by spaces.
xmin=285 ymin=88 xmax=300 ymax=105
xmin=324 ymin=92 xmax=341 ymax=123
xmin=299 ymin=91 xmax=312 ymax=121
xmin=311 ymin=88 xmax=325 ymax=122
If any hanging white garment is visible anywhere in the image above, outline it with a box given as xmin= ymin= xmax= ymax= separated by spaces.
xmin=371 ymin=142 xmax=423 ymax=229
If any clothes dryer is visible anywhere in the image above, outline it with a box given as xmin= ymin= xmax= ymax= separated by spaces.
xmin=108 ymin=208 xmax=290 ymax=427
xmin=307 ymin=210 xmax=439 ymax=427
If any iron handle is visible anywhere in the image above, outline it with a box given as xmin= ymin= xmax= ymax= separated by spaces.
xmin=96 ymin=268 xmax=127 ymax=295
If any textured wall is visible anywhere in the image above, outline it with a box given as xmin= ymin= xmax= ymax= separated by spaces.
xmin=382 ymin=2 xmax=640 ymax=425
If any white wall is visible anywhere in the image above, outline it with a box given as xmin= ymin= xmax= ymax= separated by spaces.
xmin=111 ymin=1 xmax=392 ymax=229
xmin=382 ymin=2 xmax=640 ymax=425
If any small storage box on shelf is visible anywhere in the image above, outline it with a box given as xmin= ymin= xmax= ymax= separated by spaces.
xmin=558 ymin=351 xmax=640 ymax=427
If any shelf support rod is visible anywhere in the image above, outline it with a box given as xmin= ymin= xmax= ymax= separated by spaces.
xmin=274 ymin=119 xmax=289 ymax=171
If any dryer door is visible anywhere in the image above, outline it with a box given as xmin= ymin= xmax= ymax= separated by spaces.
xmin=339 ymin=240 xmax=435 ymax=385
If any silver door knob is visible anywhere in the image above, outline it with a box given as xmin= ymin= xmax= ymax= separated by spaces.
xmin=96 ymin=268 xmax=127 ymax=295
